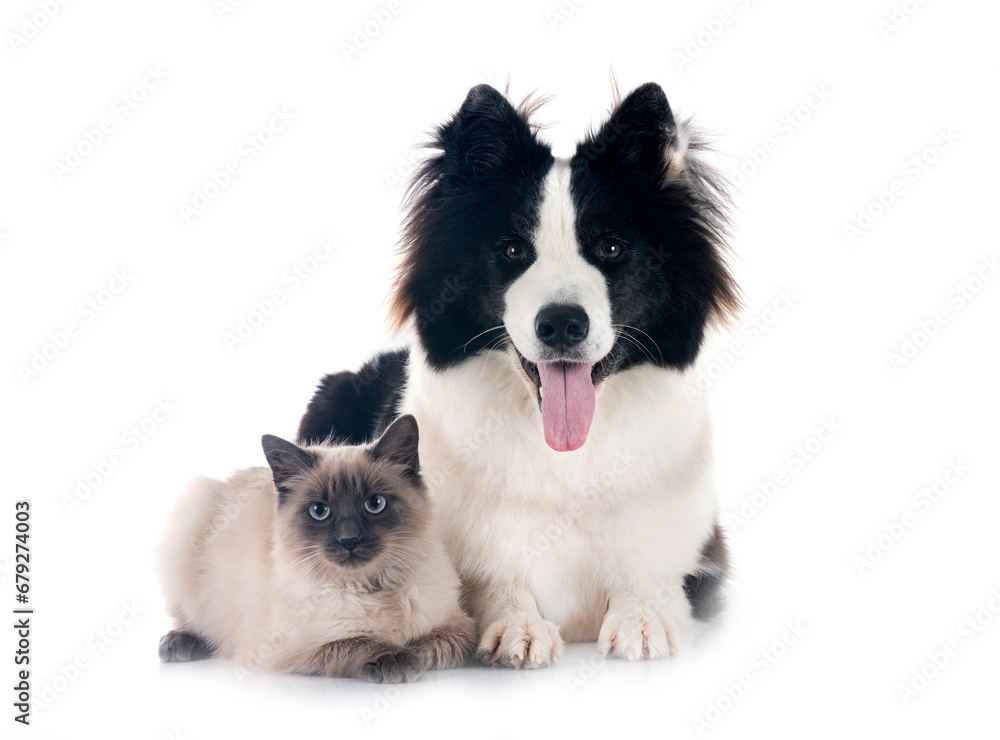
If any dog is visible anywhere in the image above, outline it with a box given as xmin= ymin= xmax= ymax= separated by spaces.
xmin=298 ymin=82 xmax=740 ymax=666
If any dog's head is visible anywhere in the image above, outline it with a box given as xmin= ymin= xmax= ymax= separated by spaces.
xmin=391 ymin=83 xmax=740 ymax=452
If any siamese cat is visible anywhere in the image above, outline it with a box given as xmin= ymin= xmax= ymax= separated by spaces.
xmin=157 ymin=415 xmax=475 ymax=683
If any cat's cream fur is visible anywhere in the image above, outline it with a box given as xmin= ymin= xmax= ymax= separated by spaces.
xmin=157 ymin=423 xmax=474 ymax=683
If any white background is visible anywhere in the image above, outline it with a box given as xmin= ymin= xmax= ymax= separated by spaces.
xmin=2 ymin=0 xmax=999 ymax=737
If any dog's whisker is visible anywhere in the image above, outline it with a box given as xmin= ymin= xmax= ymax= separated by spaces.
xmin=613 ymin=323 xmax=663 ymax=364
xmin=460 ymin=325 xmax=506 ymax=353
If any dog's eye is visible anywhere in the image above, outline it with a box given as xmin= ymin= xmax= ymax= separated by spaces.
xmin=309 ymin=502 xmax=330 ymax=521
xmin=598 ymin=240 xmax=625 ymax=261
xmin=503 ymin=242 xmax=527 ymax=261
xmin=364 ymin=495 xmax=386 ymax=514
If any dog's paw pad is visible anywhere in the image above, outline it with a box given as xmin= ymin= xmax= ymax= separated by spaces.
xmin=476 ymin=613 xmax=563 ymax=668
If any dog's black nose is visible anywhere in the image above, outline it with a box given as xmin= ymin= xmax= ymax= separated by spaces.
xmin=535 ymin=304 xmax=589 ymax=350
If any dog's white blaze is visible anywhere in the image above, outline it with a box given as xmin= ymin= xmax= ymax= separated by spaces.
xmin=502 ymin=159 xmax=614 ymax=363
xmin=402 ymin=343 xmax=717 ymax=647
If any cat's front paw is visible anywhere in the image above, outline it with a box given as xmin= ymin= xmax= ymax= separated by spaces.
xmin=362 ymin=650 xmax=423 ymax=683
xmin=477 ymin=612 xmax=563 ymax=668
xmin=598 ymin=608 xmax=680 ymax=661
xmin=159 ymin=630 xmax=213 ymax=662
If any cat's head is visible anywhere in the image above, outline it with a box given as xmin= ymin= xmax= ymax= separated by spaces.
xmin=261 ymin=415 xmax=429 ymax=579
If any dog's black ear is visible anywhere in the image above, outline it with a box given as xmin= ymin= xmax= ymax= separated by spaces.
xmin=389 ymin=85 xmax=553 ymax=340
xmin=574 ymin=82 xmax=678 ymax=185
xmin=261 ymin=434 xmax=316 ymax=501
xmin=436 ymin=85 xmax=547 ymax=183
xmin=370 ymin=415 xmax=420 ymax=481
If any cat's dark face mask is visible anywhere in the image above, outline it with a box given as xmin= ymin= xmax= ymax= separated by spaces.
xmin=262 ymin=415 xmax=428 ymax=573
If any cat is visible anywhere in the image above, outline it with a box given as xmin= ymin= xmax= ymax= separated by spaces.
xmin=156 ymin=414 xmax=475 ymax=683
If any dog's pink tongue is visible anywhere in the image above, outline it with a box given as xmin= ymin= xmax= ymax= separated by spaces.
xmin=537 ymin=362 xmax=595 ymax=452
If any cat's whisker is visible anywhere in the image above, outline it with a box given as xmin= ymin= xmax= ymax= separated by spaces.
xmin=378 ymin=541 xmax=454 ymax=590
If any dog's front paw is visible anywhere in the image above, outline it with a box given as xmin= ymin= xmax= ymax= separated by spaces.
xmin=362 ymin=650 xmax=423 ymax=683
xmin=598 ymin=609 xmax=680 ymax=661
xmin=477 ymin=612 xmax=563 ymax=668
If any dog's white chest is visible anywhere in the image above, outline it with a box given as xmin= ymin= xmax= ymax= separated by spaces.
xmin=404 ymin=350 xmax=717 ymax=641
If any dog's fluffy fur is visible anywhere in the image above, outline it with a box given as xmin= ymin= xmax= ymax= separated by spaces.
xmin=299 ymin=83 xmax=738 ymax=666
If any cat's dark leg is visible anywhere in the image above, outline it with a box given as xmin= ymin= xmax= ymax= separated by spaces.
xmin=297 ymin=350 xmax=409 ymax=445
xmin=159 ymin=630 xmax=214 ymax=662
xmin=683 ymin=521 xmax=730 ymax=621
xmin=405 ymin=612 xmax=477 ymax=671
xmin=290 ymin=636 xmax=424 ymax=683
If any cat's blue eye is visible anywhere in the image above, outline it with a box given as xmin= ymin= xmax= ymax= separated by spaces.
xmin=364 ymin=495 xmax=386 ymax=514
xmin=309 ymin=502 xmax=330 ymax=521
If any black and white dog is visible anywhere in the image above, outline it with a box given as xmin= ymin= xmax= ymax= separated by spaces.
xmin=299 ymin=82 xmax=740 ymax=666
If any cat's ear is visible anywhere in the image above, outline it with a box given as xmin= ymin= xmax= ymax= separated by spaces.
xmin=261 ymin=434 xmax=317 ymax=500
xmin=370 ymin=415 xmax=420 ymax=481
